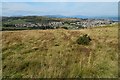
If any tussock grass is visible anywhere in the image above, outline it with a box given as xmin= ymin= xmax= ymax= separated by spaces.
xmin=2 ymin=25 xmax=118 ymax=78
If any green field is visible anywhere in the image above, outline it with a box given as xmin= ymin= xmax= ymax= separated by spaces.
xmin=2 ymin=25 xmax=118 ymax=78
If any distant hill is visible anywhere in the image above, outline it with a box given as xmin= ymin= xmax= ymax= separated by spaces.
xmin=44 ymin=15 xmax=69 ymax=18
xmin=71 ymin=15 xmax=90 ymax=18
xmin=44 ymin=15 xmax=118 ymax=21
xmin=91 ymin=16 xmax=118 ymax=21
xmin=44 ymin=15 xmax=89 ymax=19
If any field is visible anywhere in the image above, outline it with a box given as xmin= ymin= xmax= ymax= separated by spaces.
xmin=2 ymin=25 xmax=118 ymax=78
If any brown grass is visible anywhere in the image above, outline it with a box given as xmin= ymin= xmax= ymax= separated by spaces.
xmin=2 ymin=25 xmax=118 ymax=78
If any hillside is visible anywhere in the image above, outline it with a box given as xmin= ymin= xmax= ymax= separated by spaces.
xmin=2 ymin=25 xmax=118 ymax=78
xmin=2 ymin=16 xmax=116 ymax=31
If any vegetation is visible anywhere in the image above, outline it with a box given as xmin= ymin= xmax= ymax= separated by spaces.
xmin=76 ymin=34 xmax=91 ymax=45
xmin=60 ymin=26 xmax=68 ymax=29
xmin=2 ymin=16 xmax=84 ymax=31
xmin=2 ymin=25 xmax=118 ymax=78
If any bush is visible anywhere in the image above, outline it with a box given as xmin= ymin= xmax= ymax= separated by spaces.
xmin=76 ymin=34 xmax=91 ymax=45
xmin=61 ymin=26 xmax=68 ymax=29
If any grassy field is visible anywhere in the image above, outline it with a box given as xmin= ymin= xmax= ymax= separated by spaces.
xmin=2 ymin=25 xmax=118 ymax=78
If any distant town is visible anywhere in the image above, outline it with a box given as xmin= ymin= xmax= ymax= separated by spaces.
xmin=2 ymin=16 xmax=118 ymax=30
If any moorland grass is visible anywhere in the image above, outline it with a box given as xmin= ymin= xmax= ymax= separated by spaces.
xmin=2 ymin=25 xmax=118 ymax=78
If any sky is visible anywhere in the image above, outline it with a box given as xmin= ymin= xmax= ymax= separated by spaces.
xmin=2 ymin=0 xmax=120 ymax=2
xmin=2 ymin=2 xmax=118 ymax=17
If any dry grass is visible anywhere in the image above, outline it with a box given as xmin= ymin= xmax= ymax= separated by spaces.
xmin=2 ymin=25 xmax=118 ymax=78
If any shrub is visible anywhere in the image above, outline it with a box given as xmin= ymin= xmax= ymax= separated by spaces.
xmin=61 ymin=26 xmax=68 ymax=29
xmin=76 ymin=34 xmax=91 ymax=45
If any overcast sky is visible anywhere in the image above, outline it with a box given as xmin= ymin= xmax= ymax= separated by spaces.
xmin=2 ymin=2 xmax=118 ymax=17
xmin=2 ymin=0 xmax=119 ymax=2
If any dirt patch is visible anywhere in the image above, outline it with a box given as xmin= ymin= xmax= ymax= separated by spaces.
xmin=40 ymin=32 xmax=55 ymax=42
xmin=72 ymin=46 xmax=91 ymax=57
xmin=67 ymin=31 xmax=82 ymax=38
xmin=61 ymin=32 xmax=71 ymax=41
xmin=80 ymin=47 xmax=91 ymax=54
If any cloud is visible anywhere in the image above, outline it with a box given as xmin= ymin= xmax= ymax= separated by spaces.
xmin=2 ymin=0 xmax=119 ymax=2
xmin=2 ymin=2 xmax=118 ymax=16
xmin=3 ymin=3 xmax=32 ymax=11
xmin=26 ymin=0 xmax=120 ymax=2
xmin=2 ymin=0 xmax=33 ymax=2
xmin=2 ymin=2 xmax=50 ymax=16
